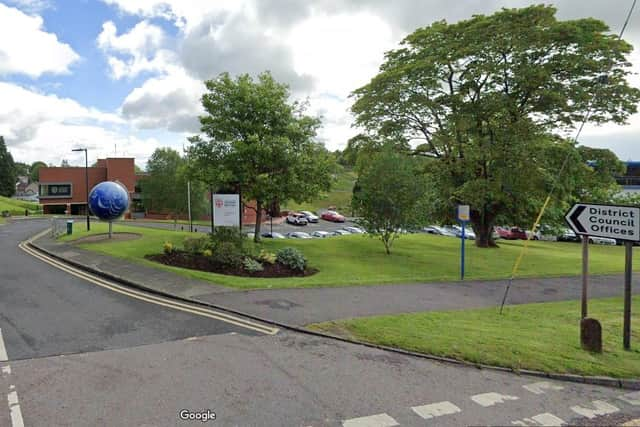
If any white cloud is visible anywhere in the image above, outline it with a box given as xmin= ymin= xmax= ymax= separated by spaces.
xmin=0 ymin=3 xmax=79 ymax=78
xmin=97 ymin=20 xmax=175 ymax=79
xmin=3 ymin=0 xmax=53 ymax=14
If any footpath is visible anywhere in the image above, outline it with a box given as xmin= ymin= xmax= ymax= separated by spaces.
xmin=31 ymin=231 xmax=637 ymax=327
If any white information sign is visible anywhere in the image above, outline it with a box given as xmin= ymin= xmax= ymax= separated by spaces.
xmin=457 ymin=205 xmax=470 ymax=222
xmin=565 ymin=203 xmax=640 ymax=242
xmin=213 ymin=194 xmax=240 ymax=227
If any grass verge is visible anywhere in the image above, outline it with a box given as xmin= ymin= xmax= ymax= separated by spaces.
xmin=309 ymin=297 xmax=640 ymax=378
xmin=58 ymin=222 xmax=640 ymax=290
xmin=0 ymin=196 xmax=40 ymax=216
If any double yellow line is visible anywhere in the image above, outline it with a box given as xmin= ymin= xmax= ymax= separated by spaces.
xmin=19 ymin=231 xmax=278 ymax=336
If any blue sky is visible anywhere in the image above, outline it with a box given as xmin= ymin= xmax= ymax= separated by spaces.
xmin=1 ymin=0 xmax=639 ymax=168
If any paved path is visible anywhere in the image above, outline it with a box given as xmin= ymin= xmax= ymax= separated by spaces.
xmin=33 ymin=225 xmax=638 ymax=326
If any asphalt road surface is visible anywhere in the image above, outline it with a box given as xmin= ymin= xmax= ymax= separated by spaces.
xmin=0 ymin=219 xmax=639 ymax=426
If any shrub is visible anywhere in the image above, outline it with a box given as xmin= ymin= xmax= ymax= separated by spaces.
xmin=243 ymin=257 xmax=264 ymax=273
xmin=209 ymin=227 xmax=247 ymax=254
xmin=203 ymin=249 xmax=213 ymax=257
xmin=258 ymin=249 xmax=276 ymax=264
xmin=183 ymin=236 xmax=209 ymax=254
xmin=276 ymin=247 xmax=307 ymax=271
xmin=210 ymin=241 xmax=244 ymax=267
xmin=163 ymin=242 xmax=174 ymax=254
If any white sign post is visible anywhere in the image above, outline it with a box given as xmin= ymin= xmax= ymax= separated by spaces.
xmin=565 ymin=203 xmax=639 ymax=351
xmin=213 ymin=194 xmax=240 ymax=228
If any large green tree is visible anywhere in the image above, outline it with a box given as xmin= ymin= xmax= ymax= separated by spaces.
xmin=188 ymin=71 xmax=334 ymax=241
xmin=140 ymin=148 xmax=206 ymax=224
xmin=351 ymin=5 xmax=640 ymax=247
xmin=352 ymin=146 xmax=429 ymax=254
xmin=0 ymin=136 xmax=16 ymax=197
xmin=29 ymin=161 xmax=47 ymax=183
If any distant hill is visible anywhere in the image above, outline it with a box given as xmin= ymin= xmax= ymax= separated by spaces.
xmin=283 ymin=168 xmax=357 ymax=215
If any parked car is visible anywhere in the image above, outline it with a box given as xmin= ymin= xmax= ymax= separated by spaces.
xmin=261 ymin=232 xmax=286 ymax=239
xmin=331 ymin=229 xmax=351 ymax=236
xmin=286 ymin=212 xmax=308 ymax=226
xmin=557 ymin=228 xmax=581 ymax=242
xmin=286 ymin=231 xmax=312 ymax=239
xmin=312 ymin=230 xmax=331 ymax=238
xmin=587 ymin=236 xmax=616 ymax=245
xmin=495 ymin=226 xmax=527 ymax=240
xmin=423 ymin=225 xmax=457 ymax=237
xmin=343 ymin=226 xmax=365 ymax=234
xmin=321 ymin=210 xmax=345 ymax=222
xmin=525 ymin=225 xmax=557 ymax=241
xmin=450 ymin=225 xmax=476 ymax=240
xmin=299 ymin=210 xmax=319 ymax=223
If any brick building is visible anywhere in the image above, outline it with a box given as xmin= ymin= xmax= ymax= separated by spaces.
xmin=39 ymin=158 xmax=137 ymax=215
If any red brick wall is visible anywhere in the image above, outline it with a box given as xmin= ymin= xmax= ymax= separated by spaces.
xmin=39 ymin=167 xmax=107 ymax=205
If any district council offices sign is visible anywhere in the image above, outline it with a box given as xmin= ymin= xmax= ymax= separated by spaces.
xmin=213 ymin=194 xmax=240 ymax=227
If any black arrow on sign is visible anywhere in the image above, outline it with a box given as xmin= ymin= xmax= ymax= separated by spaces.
xmin=569 ymin=205 xmax=587 ymax=233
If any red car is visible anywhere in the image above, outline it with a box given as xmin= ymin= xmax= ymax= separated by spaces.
xmin=321 ymin=210 xmax=345 ymax=222
xmin=495 ymin=226 xmax=527 ymax=240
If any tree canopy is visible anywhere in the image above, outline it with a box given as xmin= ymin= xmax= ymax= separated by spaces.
xmin=188 ymin=71 xmax=334 ymax=241
xmin=29 ymin=161 xmax=47 ymax=183
xmin=351 ymin=5 xmax=640 ymax=246
xmin=0 ymin=136 xmax=16 ymax=197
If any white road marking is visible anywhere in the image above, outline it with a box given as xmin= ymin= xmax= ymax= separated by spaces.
xmin=342 ymin=413 xmax=399 ymax=427
xmin=523 ymin=381 xmax=564 ymax=395
xmin=471 ymin=392 xmax=519 ymax=407
xmin=619 ymin=391 xmax=640 ymax=406
xmin=7 ymin=391 xmax=24 ymax=427
xmin=570 ymin=400 xmax=619 ymax=419
xmin=1 ymin=366 xmax=10 ymax=375
xmin=19 ymin=240 xmax=279 ymax=335
xmin=511 ymin=413 xmax=565 ymax=426
xmin=412 ymin=401 xmax=461 ymax=420
xmin=0 ymin=329 xmax=8 ymax=362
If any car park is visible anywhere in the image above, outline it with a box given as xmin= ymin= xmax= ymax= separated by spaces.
xmin=321 ymin=210 xmax=345 ymax=222
xmin=331 ymin=229 xmax=351 ymax=236
xmin=299 ymin=210 xmax=319 ymax=223
xmin=557 ymin=228 xmax=581 ymax=242
xmin=286 ymin=231 xmax=312 ymax=239
xmin=286 ymin=212 xmax=308 ymax=225
xmin=450 ymin=225 xmax=475 ymax=240
xmin=495 ymin=226 xmax=527 ymax=240
xmin=261 ymin=232 xmax=286 ymax=239
xmin=312 ymin=230 xmax=331 ymax=238
xmin=423 ymin=225 xmax=457 ymax=237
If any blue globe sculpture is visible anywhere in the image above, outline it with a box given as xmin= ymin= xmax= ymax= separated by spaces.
xmin=88 ymin=181 xmax=129 ymax=221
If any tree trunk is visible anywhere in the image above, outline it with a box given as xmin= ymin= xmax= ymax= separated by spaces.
xmin=253 ymin=200 xmax=263 ymax=243
xmin=471 ymin=208 xmax=497 ymax=248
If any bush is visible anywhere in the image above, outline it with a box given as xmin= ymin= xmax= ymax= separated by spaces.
xmin=203 ymin=249 xmax=213 ymax=257
xmin=276 ymin=247 xmax=307 ymax=271
xmin=242 ymin=257 xmax=264 ymax=273
xmin=211 ymin=241 xmax=245 ymax=267
xmin=258 ymin=249 xmax=276 ymax=264
xmin=209 ymin=227 xmax=247 ymax=253
xmin=163 ymin=242 xmax=174 ymax=254
xmin=183 ymin=236 xmax=209 ymax=254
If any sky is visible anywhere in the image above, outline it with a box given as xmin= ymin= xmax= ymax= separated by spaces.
xmin=0 ymin=0 xmax=639 ymax=168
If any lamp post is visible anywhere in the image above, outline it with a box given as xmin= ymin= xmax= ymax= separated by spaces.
xmin=72 ymin=148 xmax=90 ymax=231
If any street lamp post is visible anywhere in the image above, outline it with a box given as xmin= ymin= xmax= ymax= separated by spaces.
xmin=72 ymin=148 xmax=90 ymax=231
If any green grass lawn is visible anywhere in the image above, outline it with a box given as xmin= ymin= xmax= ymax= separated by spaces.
xmin=0 ymin=196 xmax=41 ymax=215
xmin=59 ymin=222 xmax=640 ymax=290
xmin=283 ymin=168 xmax=356 ymax=214
xmin=309 ymin=296 xmax=640 ymax=378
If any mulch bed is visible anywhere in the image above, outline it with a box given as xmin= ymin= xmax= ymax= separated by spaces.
xmin=145 ymin=251 xmax=318 ymax=278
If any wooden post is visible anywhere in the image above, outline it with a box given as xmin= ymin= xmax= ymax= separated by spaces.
xmin=624 ymin=241 xmax=633 ymax=350
xmin=582 ymin=235 xmax=589 ymax=319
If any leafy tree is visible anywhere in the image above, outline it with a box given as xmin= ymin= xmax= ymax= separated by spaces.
xmin=188 ymin=71 xmax=334 ymax=241
xmin=29 ymin=161 xmax=46 ymax=182
xmin=352 ymin=147 xmax=429 ymax=254
xmin=140 ymin=148 xmax=206 ymax=225
xmin=351 ymin=5 xmax=640 ymax=247
xmin=0 ymin=136 xmax=16 ymax=197
xmin=14 ymin=162 xmax=29 ymax=178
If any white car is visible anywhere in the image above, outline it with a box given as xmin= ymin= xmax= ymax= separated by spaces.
xmin=587 ymin=236 xmax=616 ymax=245
xmin=312 ymin=231 xmax=331 ymax=238
xmin=287 ymin=231 xmax=312 ymax=239
xmin=300 ymin=210 xmax=319 ymax=223
xmin=343 ymin=226 xmax=365 ymax=234
xmin=286 ymin=212 xmax=308 ymax=226
xmin=331 ymin=229 xmax=351 ymax=236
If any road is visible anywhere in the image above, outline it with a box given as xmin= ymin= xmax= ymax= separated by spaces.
xmin=0 ymin=220 xmax=639 ymax=426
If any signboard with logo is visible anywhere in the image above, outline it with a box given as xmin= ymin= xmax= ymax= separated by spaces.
xmin=213 ymin=194 xmax=240 ymax=227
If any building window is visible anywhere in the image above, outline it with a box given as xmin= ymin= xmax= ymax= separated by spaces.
xmin=40 ymin=183 xmax=72 ymax=198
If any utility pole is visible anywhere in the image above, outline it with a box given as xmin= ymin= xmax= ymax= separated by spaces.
xmin=72 ymin=147 xmax=90 ymax=231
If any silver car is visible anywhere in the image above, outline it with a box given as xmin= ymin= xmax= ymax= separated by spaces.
xmin=312 ymin=231 xmax=331 ymax=238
